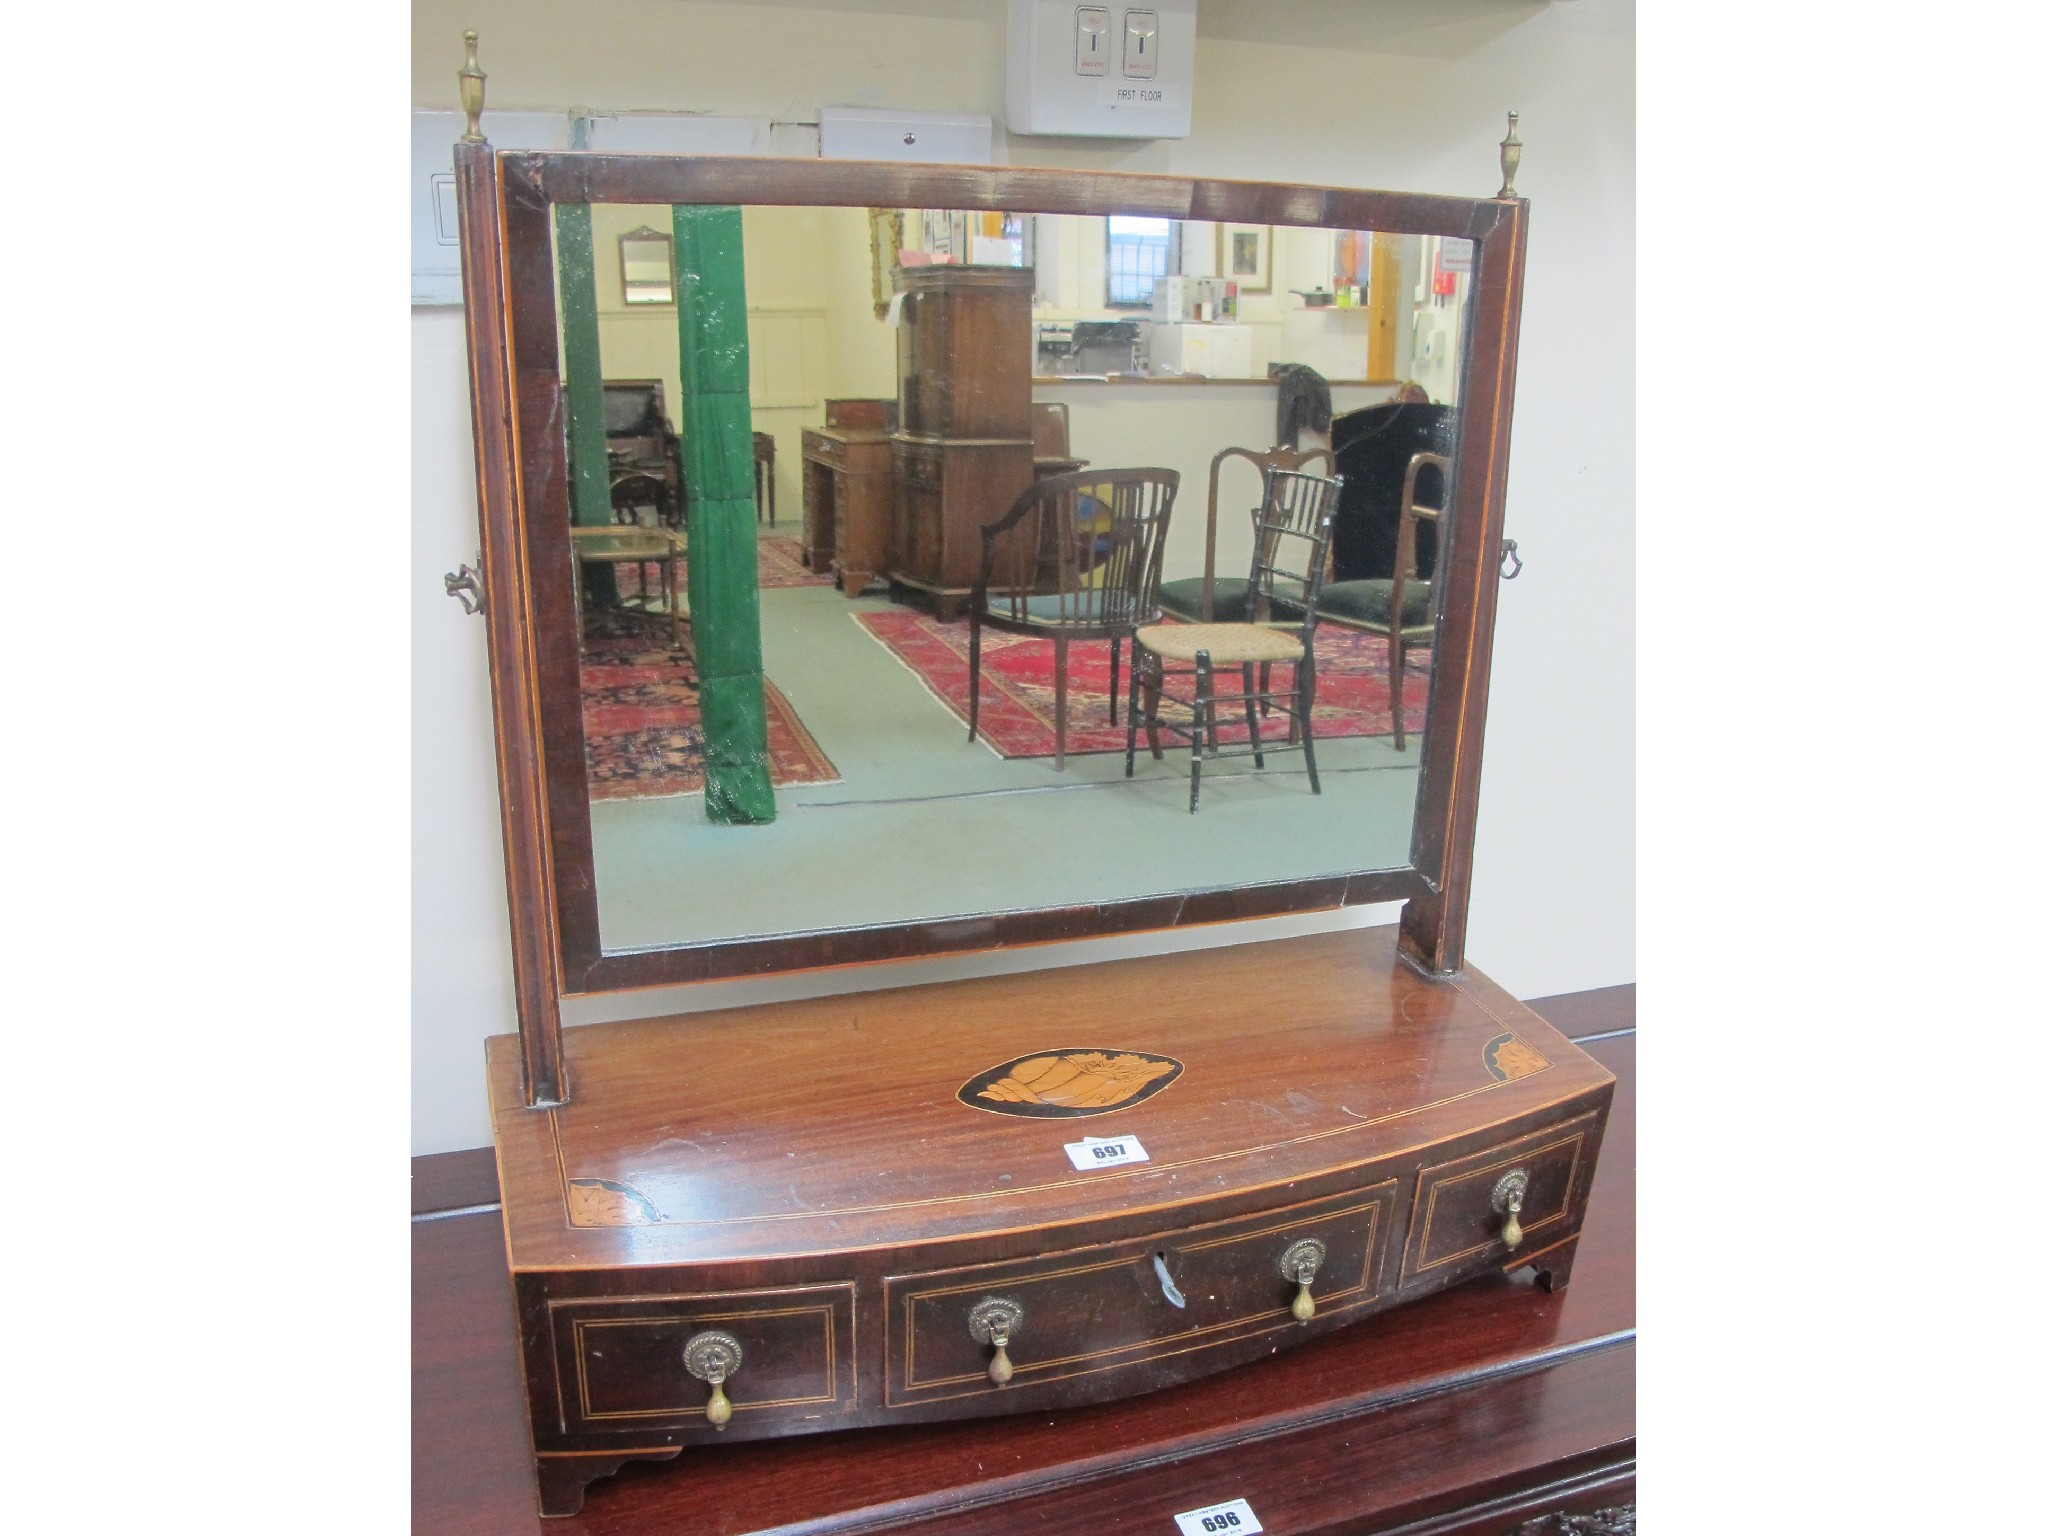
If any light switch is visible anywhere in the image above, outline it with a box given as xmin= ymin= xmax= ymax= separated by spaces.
xmin=1123 ymin=8 xmax=1158 ymax=78
xmin=1076 ymin=6 xmax=1109 ymax=75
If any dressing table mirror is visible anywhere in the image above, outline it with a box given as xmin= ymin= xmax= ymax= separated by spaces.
xmin=449 ymin=53 xmax=1610 ymax=1516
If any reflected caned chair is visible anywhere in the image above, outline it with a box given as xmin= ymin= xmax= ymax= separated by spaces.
xmin=968 ymin=468 xmax=1180 ymax=772
xmin=1127 ymin=466 xmax=1344 ymax=811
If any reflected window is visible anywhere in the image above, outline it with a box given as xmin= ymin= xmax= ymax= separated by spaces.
xmin=1104 ymin=216 xmax=1178 ymax=308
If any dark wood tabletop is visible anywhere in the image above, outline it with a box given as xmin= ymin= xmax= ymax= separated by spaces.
xmin=413 ymin=985 xmax=1633 ymax=1535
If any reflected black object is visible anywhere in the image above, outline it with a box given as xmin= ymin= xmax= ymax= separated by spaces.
xmin=602 ymin=383 xmax=663 ymax=436
xmin=1052 ymin=319 xmax=1142 ymax=374
xmin=1271 ymin=362 xmax=1331 ymax=444
xmin=1330 ymin=400 xmax=1458 ymax=582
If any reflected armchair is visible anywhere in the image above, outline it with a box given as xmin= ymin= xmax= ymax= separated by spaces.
xmin=968 ymin=468 xmax=1180 ymax=771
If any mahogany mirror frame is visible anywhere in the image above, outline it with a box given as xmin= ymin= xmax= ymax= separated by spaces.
xmin=452 ymin=145 xmax=1529 ymax=1107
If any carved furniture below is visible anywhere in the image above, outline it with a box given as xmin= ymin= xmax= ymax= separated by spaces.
xmin=967 ymin=467 xmax=1180 ymax=770
xmin=888 ymin=267 xmax=1037 ymax=620
xmin=417 ymin=994 xmax=1633 ymax=1536
xmin=487 ymin=927 xmax=1614 ymax=1516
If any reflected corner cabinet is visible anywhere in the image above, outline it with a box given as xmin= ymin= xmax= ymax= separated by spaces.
xmin=450 ymin=124 xmax=1610 ymax=1517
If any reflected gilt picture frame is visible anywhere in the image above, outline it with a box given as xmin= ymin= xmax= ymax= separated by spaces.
xmin=1217 ymin=221 xmax=1271 ymax=293
xmin=868 ymin=207 xmax=904 ymax=318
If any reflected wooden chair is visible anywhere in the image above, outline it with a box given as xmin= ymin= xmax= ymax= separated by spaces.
xmin=605 ymin=471 xmax=675 ymax=609
xmin=752 ymin=430 xmax=776 ymax=526
xmin=1127 ymin=466 xmax=1344 ymax=811
xmin=1311 ymin=451 xmax=1448 ymax=751
xmin=969 ymin=468 xmax=1180 ymax=771
xmin=1156 ymin=444 xmax=1335 ymax=624
xmin=603 ymin=380 xmax=684 ymax=506
xmin=1031 ymin=402 xmax=1086 ymax=479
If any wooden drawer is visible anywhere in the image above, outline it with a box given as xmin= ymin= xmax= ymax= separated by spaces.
xmin=884 ymin=1182 xmax=1395 ymax=1408
xmin=897 ymin=444 xmax=944 ymax=490
xmin=802 ymin=430 xmax=843 ymax=469
xmin=1399 ymin=1114 xmax=1601 ymax=1289
xmin=544 ymin=1284 xmax=856 ymax=1434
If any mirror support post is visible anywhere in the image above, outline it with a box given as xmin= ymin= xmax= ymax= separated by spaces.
xmin=456 ymin=136 xmax=571 ymax=1106
xmin=1398 ymin=197 xmax=1530 ymax=979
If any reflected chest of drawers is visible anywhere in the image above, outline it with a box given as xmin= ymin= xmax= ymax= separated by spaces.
xmin=489 ymin=927 xmax=1614 ymax=1516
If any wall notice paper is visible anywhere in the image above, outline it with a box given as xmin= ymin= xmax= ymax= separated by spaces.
xmin=1063 ymin=1134 xmax=1149 ymax=1171
xmin=1174 ymin=1498 xmax=1263 ymax=1536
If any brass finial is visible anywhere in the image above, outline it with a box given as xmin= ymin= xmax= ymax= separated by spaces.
xmin=458 ymin=31 xmax=487 ymax=143
xmin=1497 ymin=111 xmax=1522 ymax=199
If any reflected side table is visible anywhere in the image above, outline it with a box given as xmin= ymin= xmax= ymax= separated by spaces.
xmin=570 ymin=526 xmax=688 ymax=651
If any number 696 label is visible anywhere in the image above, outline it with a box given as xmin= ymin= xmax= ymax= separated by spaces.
xmin=1173 ymin=1498 xmax=1262 ymax=1536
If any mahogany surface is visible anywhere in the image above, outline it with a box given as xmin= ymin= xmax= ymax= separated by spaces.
xmin=415 ymin=993 xmax=1633 ymax=1534
xmin=481 ymin=927 xmax=1614 ymax=1514
xmin=489 ymin=927 xmax=1609 ymax=1269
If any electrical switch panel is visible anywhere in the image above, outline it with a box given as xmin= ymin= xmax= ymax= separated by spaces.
xmin=1076 ymin=6 xmax=1109 ymax=76
xmin=1007 ymin=0 xmax=1196 ymax=138
xmin=1123 ymin=10 xmax=1158 ymax=79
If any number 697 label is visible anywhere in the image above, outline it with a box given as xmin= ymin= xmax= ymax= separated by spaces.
xmin=1173 ymin=1498 xmax=1263 ymax=1536
xmin=1062 ymin=1134 xmax=1149 ymax=1171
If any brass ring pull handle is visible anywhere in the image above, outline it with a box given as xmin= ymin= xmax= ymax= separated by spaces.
xmin=1500 ymin=538 xmax=1522 ymax=580
xmin=1491 ymin=1169 xmax=1531 ymax=1250
xmin=682 ymin=1330 xmax=745 ymax=1429
xmin=968 ymin=1297 xmax=1025 ymax=1387
xmin=1278 ymin=1238 xmax=1327 ymax=1322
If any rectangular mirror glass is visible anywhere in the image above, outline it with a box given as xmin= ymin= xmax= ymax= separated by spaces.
xmin=552 ymin=201 xmax=1475 ymax=956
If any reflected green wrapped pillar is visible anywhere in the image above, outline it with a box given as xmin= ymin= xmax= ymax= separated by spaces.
xmin=674 ymin=205 xmax=775 ymax=825
xmin=555 ymin=203 xmax=617 ymax=603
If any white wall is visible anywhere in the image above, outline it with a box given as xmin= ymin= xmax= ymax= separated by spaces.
xmin=411 ymin=0 xmax=1634 ymax=1155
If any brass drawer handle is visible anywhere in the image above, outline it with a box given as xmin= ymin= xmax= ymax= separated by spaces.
xmin=1279 ymin=1238 xmax=1327 ymax=1322
xmin=682 ymin=1329 xmax=744 ymax=1429
xmin=968 ymin=1297 xmax=1025 ymax=1386
xmin=1491 ymin=1169 xmax=1530 ymax=1250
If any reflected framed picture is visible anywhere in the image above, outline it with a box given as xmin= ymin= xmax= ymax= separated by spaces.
xmin=1217 ymin=222 xmax=1271 ymax=293
xmin=868 ymin=208 xmax=904 ymax=318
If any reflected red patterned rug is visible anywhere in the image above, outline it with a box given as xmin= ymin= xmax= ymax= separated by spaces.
xmin=854 ymin=610 xmax=1429 ymax=760
xmin=580 ymin=616 xmax=839 ymax=800
xmin=758 ymin=534 xmax=834 ymax=589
